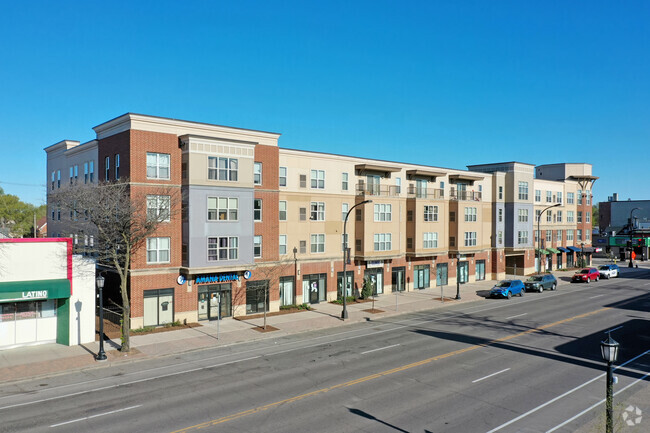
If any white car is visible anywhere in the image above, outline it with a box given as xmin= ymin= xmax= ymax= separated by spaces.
xmin=598 ymin=265 xmax=620 ymax=279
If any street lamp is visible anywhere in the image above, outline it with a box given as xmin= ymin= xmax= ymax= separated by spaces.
xmin=629 ymin=207 xmax=641 ymax=268
xmin=95 ymin=274 xmax=107 ymax=361
xmin=537 ymin=203 xmax=561 ymax=274
xmin=581 ymin=242 xmax=585 ymax=268
xmin=600 ymin=332 xmax=620 ymax=433
xmin=342 ymin=199 xmax=372 ymax=320
xmin=455 ymin=255 xmax=461 ymax=300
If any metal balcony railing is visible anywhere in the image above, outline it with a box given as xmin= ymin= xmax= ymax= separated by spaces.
xmin=356 ymin=184 xmax=400 ymax=197
xmin=406 ymin=186 xmax=444 ymax=199
xmin=450 ymin=189 xmax=482 ymax=201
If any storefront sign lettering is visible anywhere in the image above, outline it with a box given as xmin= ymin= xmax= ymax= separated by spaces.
xmin=195 ymin=274 xmax=240 ymax=285
xmin=366 ymin=261 xmax=383 ymax=269
xmin=22 ymin=290 xmax=48 ymax=299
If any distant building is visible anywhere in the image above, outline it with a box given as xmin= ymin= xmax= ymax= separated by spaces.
xmin=597 ymin=194 xmax=649 ymax=261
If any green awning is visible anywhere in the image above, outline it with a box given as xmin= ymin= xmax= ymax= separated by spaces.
xmin=546 ymin=247 xmax=561 ymax=254
xmin=0 ymin=279 xmax=71 ymax=303
xmin=536 ymin=248 xmax=549 ymax=255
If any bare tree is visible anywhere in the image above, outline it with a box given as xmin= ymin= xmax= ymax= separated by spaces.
xmin=52 ymin=179 xmax=180 ymax=352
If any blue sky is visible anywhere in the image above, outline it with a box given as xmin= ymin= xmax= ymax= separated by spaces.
xmin=1 ymin=1 xmax=648 ymax=206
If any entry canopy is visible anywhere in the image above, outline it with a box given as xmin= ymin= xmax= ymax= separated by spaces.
xmin=536 ymin=248 xmax=549 ymax=255
xmin=0 ymin=279 xmax=70 ymax=303
xmin=568 ymin=246 xmax=582 ymax=253
xmin=546 ymin=247 xmax=561 ymax=254
xmin=557 ymin=247 xmax=571 ymax=253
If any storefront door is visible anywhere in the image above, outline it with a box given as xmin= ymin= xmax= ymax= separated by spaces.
xmin=303 ymin=274 xmax=326 ymax=304
xmin=391 ymin=267 xmax=405 ymax=292
xmin=280 ymin=277 xmax=295 ymax=306
xmin=198 ymin=284 xmax=232 ymax=321
xmin=365 ymin=269 xmax=384 ymax=295
xmin=557 ymin=254 xmax=563 ymax=269
xmin=414 ymin=265 xmax=430 ymax=289
xmin=337 ymin=271 xmax=353 ymax=298
xmin=436 ymin=263 xmax=448 ymax=286
xmin=476 ymin=260 xmax=486 ymax=281
xmin=458 ymin=261 xmax=469 ymax=283
xmin=143 ymin=288 xmax=174 ymax=327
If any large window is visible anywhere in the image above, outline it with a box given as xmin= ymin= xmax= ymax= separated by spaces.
xmin=546 ymin=191 xmax=552 ymax=203
xmin=208 ymin=157 xmax=238 ymax=181
xmin=311 ymin=234 xmax=325 ymax=253
xmin=577 ymin=229 xmax=583 ymax=241
xmin=518 ymin=208 xmax=528 ymax=222
xmin=374 ymin=204 xmax=392 ymax=222
xmin=464 ymin=232 xmax=477 ymax=247
xmin=207 ymin=197 xmax=238 ymax=221
xmin=535 ymin=190 xmax=541 ymax=202
xmin=567 ymin=192 xmax=574 ymax=204
xmin=147 ymin=237 xmax=170 ymax=263
xmin=146 ymin=153 xmax=170 ymax=180
xmin=566 ymin=229 xmax=574 ymax=241
xmin=577 ymin=211 xmax=582 ymax=223
xmin=567 ymin=211 xmax=574 ymax=222
xmin=254 ymin=199 xmax=262 ymax=221
xmin=517 ymin=231 xmax=528 ymax=245
xmin=279 ymin=235 xmax=287 ymax=255
xmin=556 ymin=230 xmax=562 ymax=242
xmin=310 ymin=169 xmax=325 ymax=189
xmin=279 ymin=167 xmax=287 ymax=187
xmin=577 ymin=190 xmax=583 ymax=205
xmin=115 ymin=154 xmax=120 ymax=180
xmin=414 ymin=265 xmax=430 ymax=289
xmin=424 ymin=205 xmax=438 ymax=222
xmin=423 ymin=232 xmax=438 ymax=248
xmin=254 ymin=162 xmax=262 ymax=185
xmin=254 ymin=236 xmax=262 ymax=258
xmin=546 ymin=230 xmax=552 ymax=242
xmin=84 ymin=163 xmax=89 ymax=184
xmin=518 ymin=181 xmax=529 ymax=200
xmin=557 ymin=210 xmax=563 ymax=222
xmin=464 ymin=207 xmax=477 ymax=222
xmin=104 ymin=157 xmax=110 ymax=181
xmin=208 ymin=236 xmax=238 ymax=260
xmin=342 ymin=173 xmax=348 ymax=191
xmin=311 ymin=202 xmax=325 ymax=221
xmin=586 ymin=212 xmax=591 ymax=223
xmin=546 ymin=210 xmax=552 ymax=222
xmin=341 ymin=203 xmax=348 ymax=221
xmin=89 ymin=162 xmax=94 ymax=183
xmin=557 ymin=191 xmax=562 ymax=203
xmin=279 ymin=201 xmax=287 ymax=221
xmin=147 ymin=195 xmax=171 ymax=222
xmin=374 ymin=233 xmax=392 ymax=251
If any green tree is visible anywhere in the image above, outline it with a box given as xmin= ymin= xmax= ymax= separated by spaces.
xmin=0 ymin=187 xmax=45 ymax=237
xmin=592 ymin=203 xmax=599 ymax=229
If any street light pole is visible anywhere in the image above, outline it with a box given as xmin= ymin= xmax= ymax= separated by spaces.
xmin=629 ymin=207 xmax=641 ymax=268
xmin=601 ymin=332 xmax=620 ymax=433
xmin=342 ymin=199 xmax=372 ymax=320
xmin=95 ymin=274 xmax=107 ymax=361
xmin=293 ymin=246 xmax=298 ymax=306
xmin=537 ymin=203 xmax=561 ymax=274
xmin=455 ymin=255 xmax=461 ymax=300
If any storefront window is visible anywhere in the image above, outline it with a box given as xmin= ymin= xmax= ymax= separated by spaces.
xmin=0 ymin=304 xmax=16 ymax=322
xmin=0 ymin=301 xmax=58 ymax=322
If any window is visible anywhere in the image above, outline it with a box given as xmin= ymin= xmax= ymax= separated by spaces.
xmin=423 ymin=232 xmax=438 ymax=249
xmin=311 ymin=234 xmax=325 ymax=253
xmin=450 ymin=211 xmax=455 ymax=222
xmin=586 ymin=231 xmax=591 ymax=241
xmin=279 ymin=201 xmax=287 ymax=221
xmin=207 ymin=197 xmax=238 ymax=221
xmin=577 ymin=190 xmax=583 ymax=205
xmin=586 ymin=191 xmax=591 ymax=205
xmin=567 ymin=230 xmax=574 ymax=241
xmin=557 ymin=192 xmax=562 ymax=203
xmin=517 ymin=231 xmax=528 ymax=245
xmin=84 ymin=163 xmax=88 ymax=184
xmin=577 ymin=229 xmax=583 ymax=241
xmin=546 ymin=210 xmax=552 ymax=222
xmin=342 ymin=173 xmax=349 ymax=191
xmin=440 ymin=181 xmax=445 ymax=191
xmin=449 ymin=236 xmax=456 ymax=247
xmin=341 ymin=233 xmax=349 ymax=252
xmin=299 ymin=174 xmax=307 ymax=188
xmin=497 ymin=185 xmax=503 ymax=200
xmin=115 ymin=154 xmax=120 ymax=180
xmin=300 ymin=240 xmax=307 ymax=254
xmin=147 ymin=195 xmax=171 ymax=222
xmin=567 ymin=192 xmax=574 ymax=204
xmin=74 ymin=165 xmax=78 ymax=183
xmin=424 ymin=205 xmax=438 ymax=222
xmin=567 ymin=211 xmax=574 ymax=222
xmin=407 ymin=238 xmax=413 ymax=249
xmin=546 ymin=191 xmax=552 ymax=203
xmin=51 ymin=171 xmax=55 ymax=190
xmin=518 ymin=209 xmax=528 ymax=222
xmin=146 ymin=153 xmax=170 ymax=180
xmin=311 ymin=202 xmax=325 ymax=221
xmin=464 ymin=207 xmax=477 ymax=222
xmin=279 ymin=167 xmax=287 ymax=187
xmin=57 ymin=207 xmax=60 ymax=221
xmin=208 ymin=236 xmax=238 ymax=261
xmin=69 ymin=166 xmax=74 ymax=185
xmin=413 ymin=265 xmax=430 ymax=289
xmin=534 ymin=230 xmax=540 ymax=243
xmin=254 ymin=236 xmax=262 ymax=258
xmin=586 ymin=212 xmax=591 ymax=223
xmin=89 ymin=162 xmax=94 ymax=183
xmin=279 ymin=235 xmax=287 ymax=255
xmin=299 ymin=207 xmax=307 ymax=221
xmin=557 ymin=211 xmax=563 ymax=222
xmin=395 ymin=177 xmax=401 ymax=194
xmin=373 ymin=233 xmax=392 ymax=251
xmin=518 ymin=181 xmax=529 ymax=200
xmin=546 ymin=230 xmax=552 ymax=242
xmin=254 ymin=199 xmax=262 ymax=221
xmin=535 ymin=190 xmax=541 ymax=202
xmin=557 ymin=230 xmax=562 ymax=242
xmin=146 ymin=237 xmax=170 ymax=263
xmin=577 ymin=211 xmax=582 ymax=223
xmin=208 ymin=156 xmax=238 ymax=181
xmin=498 ymin=231 xmax=503 ymax=244
xmin=254 ymin=162 xmax=262 ymax=185
xmin=310 ymin=169 xmax=325 ymax=189
xmin=56 ymin=170 xmax=61 ymax=188
xmin=498 ymin=208 xmax=503 ymax=222
xmin=374 ymin=204 xmax=392 ymax=222
xmin=341 ymin=203 xmax=348 ymax=221
xmin=464 ymin=232 xmax=477 ymax=247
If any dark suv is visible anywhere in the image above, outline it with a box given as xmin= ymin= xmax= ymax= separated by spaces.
xmin=525 ymin=274 xmax=558 ymax=293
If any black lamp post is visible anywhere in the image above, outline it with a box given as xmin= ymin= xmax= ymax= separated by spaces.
xmin=581 ymin=242 xmax=585 ymax=268
xmin=600 ymin=332 xmax=620 ymax=433
xmin=95 ymin=275 xmax=107 ymax=361
xmin=537 ymin=203 xmax=561 ymax=274
xmin=293 ymin=246 xmax=298 ymax=306
xmin=629 ymin=207 xmax=641 ymax=268
xmin=455 ymin=255 xmax=461 ymax=300
xmin=342 ymin=199 xmax=372 ymax=320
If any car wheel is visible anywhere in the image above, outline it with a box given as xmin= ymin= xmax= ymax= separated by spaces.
xmin=586 ymin=278 xmax=590 ymax=284
xmin=507 ymin=291 xmax=512 ymax=299
xmin=551 ymin=283 xmax=556 ymax=291
xmin=539 ymin=286 xmax=544 ymax=293
xmin=520 ymin=289 xmax=524 ymax=297
xmin=596 ymin=275 xmax=599 ymax=282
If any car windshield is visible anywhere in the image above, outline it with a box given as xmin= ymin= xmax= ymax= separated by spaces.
xmin=598 ymin=266 xmax=609 ymax=270
xmin=579 ymin=269 xmax=590 ymax=274
xmin=496 ymin=281 xmax=511 ymax=288
xmin=527 ymin=276 xmax=543 ymax=282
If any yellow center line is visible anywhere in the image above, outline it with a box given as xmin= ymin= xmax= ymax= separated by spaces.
xmin=170 ymin=307 xmax=610 ymax=432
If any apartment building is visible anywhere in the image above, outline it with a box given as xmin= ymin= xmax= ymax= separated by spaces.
xmin=45 ymin=113 xmax=595 ymax=329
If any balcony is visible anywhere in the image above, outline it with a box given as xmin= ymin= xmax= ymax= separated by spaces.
xmin=406 ymin=186 xmax=444 ymax=199
xmin=450 ymin=189 xmax=482 ymax=201
xmin=356 ymin=184 xmax=400 ymax=197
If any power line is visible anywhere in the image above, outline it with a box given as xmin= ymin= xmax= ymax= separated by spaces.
xmin=0 ymin=180 xmax=46 ymax=188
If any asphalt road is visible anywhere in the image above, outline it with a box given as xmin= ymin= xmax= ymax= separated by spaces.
xmin=1 ymin=267 xmax=649 ymax=433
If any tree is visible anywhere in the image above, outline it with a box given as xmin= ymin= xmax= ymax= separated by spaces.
xmin=592 ymin=203 xmax=599 ymax=229
xmin=0 ymin=187 xmax=45 ymax=237
xmin=52 ymin=180 xmax=179 ymax=352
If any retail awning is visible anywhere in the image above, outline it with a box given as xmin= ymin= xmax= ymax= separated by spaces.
xmin=0 ymin=279 xmax=70 ymax=302
xmin=568 ymin=246 xmax=582 ymax=253
xmin=546 ymin=247 xmax=561 ymax=254
xmin=582 ymin=247 xmax=595 ymax=253
xmin=536 ymin=248 xmax=549 ymax=255
xmin=557 ymin=247 xmax=571 ymax=253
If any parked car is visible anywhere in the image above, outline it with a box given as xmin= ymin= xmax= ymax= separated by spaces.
xmin=489 ymin=280 xmax=525 ymax=299
xmin=571 ymin=268 xmax=600 ymax=283
xmin=598 ymin=264 xmax=620 ymax=279
xmin=525 ymin=274 xmax=558 ymax=293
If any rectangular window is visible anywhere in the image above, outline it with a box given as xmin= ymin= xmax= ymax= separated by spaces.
xmin=547 ymin=211 xmax=552 ymax=222
xmin=115 ymin=154 xmax=120 ymax=180
xmin=254 ymin=236 xmax=262 ymax=258
xmin=254 ymin=199 xmax=262 ymax=221
xmin=413 ymin=265 xmax=430 ymax=289
xmin=311 ymin=234 xmax=325 ymax=253
xmin=89 ymin=162 xmax=94 ymax=183
xmin=535 ymin=230 xmax=540 ymax=243
xmin=373 ymin=204 xmax=392 ymax=222
xmin=577 ymin=229 xmax=583 ymax=241
xmin=299 ymin=174 xmax=307 ymax=188
xmin=498 ymin=231 xmax=503 ymax=244
xmin=464 ymin=207 xmax=477 ymax=222
xmin=498 ymin=186 xmax=503 ymax=200
xmin=586 ymin=212 xmax=591 ymax=223
xmin=586 ymin=231 xmax=591 ymax=240
xmin=567 ymin=211 xmax=574 ymax=222
xmin=557 ymin=230 xmax=562 ymax=242
xmin=518 ymin=209 xmax=528 ymax=222
xmin=464 ymin=232 xmax=477 ymax=247
xmin=279 ymin=201 xmax=287 ymax=221
xmin=546 ymin=230 xmax=552 ymax=242
xmin=567 ymin=229 xmax=574 ymax=241
xmin=586 ymin=191 xmax=591 ymax=205
xmin=207 ymin=236 xmax=238 ymax=261
xmin=207 ymin=197 xmax=238 ymax=221
xmin=300 ymin=240 xmax=307 ymax=254
xmin=518 ymin=181 xmax=529 ymax=200
xmin=577 ymin=190 xmax=583 ymax=205
xmin=57 ymin=170 xmax=61 ymax=188
xmin=557 ymin=192 xmax=562 ymax=203
xmin=147 ymin=195 xmax=171 ymax=222
xmin=208 ymin=157 xmax=238 ymax=181
xmin=342 ymin=173 xmax=349 ymax=191
xmin=395 ymin=177 xmax=401 ymax=194
xmin=299 ymin=207 xmax=307 ymax=221
xmin=341 ymin=233 xmax=349 ymax=252
xmin=146 ymin=237 xmax=170 ymax=264
xmin=146 ymin=153 xmax=170 ymax=180
xmin=254 ymin=162 xmax=262 ymax=185
xmin=279 ymin=167 xmax=287 ymax=187
xmin=310 ymin=169 xmax=325 ymax=189
xmin=498 ymin=208 xmax=503 ymax=222
xmin=341 ymin=203 xmax=349 ymax=221
xmin=424 ymin=205 xmax=438 ymax=222
xmin=423 ymin=232 xmax=438 ymax=249
xmin=84 ymin=163 xmax=88 ymax=184
xmin=546 ymin=191 xmax=552 ymax=203
xmin=279 ymin=235 xmax=287 ymax=255
xmin=517 ymin=231 xmax=528 ymax=245
xmin=373 ymin=233 xmax=392 ymax=251
xmin=577 ymin=211 xmax=582 ymax=223
xmin=535 ymin=190 xmax=541 ymax=202
xmin=311 ymin=202 xmax=325 ymax=221
xmin=450 ymin=236 xmax=456 ymax=247
xmin=104 ymin=157 xmax=110 ymax=181
xmin=74 ymin=165 xmax=78 ymax=183
xmin=557 ymin=210 xmax=563 ymax=222
xmin=567 ymin=192 xmax=574 ymax=204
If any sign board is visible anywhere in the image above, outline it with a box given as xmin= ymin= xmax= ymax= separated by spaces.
xmin=195 ymin=273 xmax=241 ymax=285
xmin=366 ymin=260 xmax=383 ymax=269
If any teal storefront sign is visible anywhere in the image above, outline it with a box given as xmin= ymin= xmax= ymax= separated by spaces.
xmin=0 ymin=279 xmax=71 ymax=303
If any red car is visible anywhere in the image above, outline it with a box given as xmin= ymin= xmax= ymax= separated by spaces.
xmin=571 ymin=268 xmax=600 ymax=283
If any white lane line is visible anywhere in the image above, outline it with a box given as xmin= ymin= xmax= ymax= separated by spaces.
xmin=505 ymin=313 xmax=527 ymax=320
xmin=361 ymin=344 xmax=401 ymax=355
xmin=589 ymin=294 xmax=605 ymax=299
xmin=50 ymin=405 xmax=142 ymax=428
xmin=486 ymin=350 xmax=650 ymax=432
xmin=546 ymin=369 xmax=650 ymax=432
xmin=472 ymin=368 xmax=510 ymax=383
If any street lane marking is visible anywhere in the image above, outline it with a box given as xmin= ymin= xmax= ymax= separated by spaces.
xmin=486 ymin=349 xmax=650 ymax=432
xmin=505 ymin=313 xmax=527 ymax=320
xmin=589 ymin=294 xmax=605 ymax=299
xmin=472 ymin=368 xmax=510 ymax=383
xmin=50 ymin=405 xmax=141 ymax=428
xmin=169 ymin=307 xmax=611 ymax=433
xmin=361 ymin=344 xmax=400 ymax=355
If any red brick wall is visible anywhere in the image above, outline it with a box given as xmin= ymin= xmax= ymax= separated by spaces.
xmin=130 ymin=273 xmax=191 ymax=317
xmin=254 ymin=144 xmax=280 ymax=263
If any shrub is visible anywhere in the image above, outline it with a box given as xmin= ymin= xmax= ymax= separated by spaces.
xmin=361 ymin=277 xmax=374 ymax=299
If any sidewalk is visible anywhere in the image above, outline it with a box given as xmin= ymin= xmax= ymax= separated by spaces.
xmin=0 ymin=261 xmax=643 ymax=384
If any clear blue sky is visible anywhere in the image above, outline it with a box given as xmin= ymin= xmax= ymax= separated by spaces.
xmin=1 ymin=1 xmax=648 ymax=207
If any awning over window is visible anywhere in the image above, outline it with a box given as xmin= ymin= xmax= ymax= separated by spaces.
xmin=568 ymin=246 xmax=582 ymax=253
xmin=547 ymin=247 xmax=561 ymax=254
xmin=536 ymin=248 xmax=549 ymax=255
xmin=582 ymin=246 xmax=595 ymax=253
xmin=557 ymin=247 xmax=571 ymax=253
xmin=0 ymin=279 xmax=71 ymax=303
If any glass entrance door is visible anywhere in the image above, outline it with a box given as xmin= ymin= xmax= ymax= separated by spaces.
xmin=458 ymin=261 xmax=469 ymax=283
xmin=280 ymin=277 xmax=294 ymax=306
xmin=365 ymin=269 xmax=384 ymax=295
xmin=337 ymin=271 xmax=353 ymax=298
xmin=391 ymin=267 xmax=405 ymax=292
xmin=436 ymin=263 xmax=448 ymax=286
xmin=476 ymin=260 xmax=486 ymax=281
